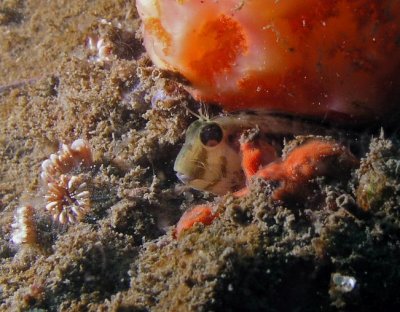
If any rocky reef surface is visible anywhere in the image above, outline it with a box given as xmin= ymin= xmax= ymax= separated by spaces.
xmin=1 ymin=1 xmax=400 ymax=311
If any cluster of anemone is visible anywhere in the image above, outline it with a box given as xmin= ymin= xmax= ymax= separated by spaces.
xmin=41 ymin=139 xmax=93 ymax=224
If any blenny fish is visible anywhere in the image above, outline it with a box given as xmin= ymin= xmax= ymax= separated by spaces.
xmin=174 ymin=112 xmax=360 ymax=195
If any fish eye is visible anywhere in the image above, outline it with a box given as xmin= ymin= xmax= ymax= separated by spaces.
xmin=199 ymin=123 xmax=223 ymax=147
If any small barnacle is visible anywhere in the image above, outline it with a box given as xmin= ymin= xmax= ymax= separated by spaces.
xmin=11 ymin=205 xmax=37 ymax=245
xmin=329 ymin=272 xmax=357 ymax=308
xmin=331 ymin=273 xmax=357 ymax=293
xmin=41 ymin=139 xmax=93 ymax=224
xmin=86 ymin=35 xmax=113 ymax=63
xmin=45 ymin=174 xmax=91 ymax=224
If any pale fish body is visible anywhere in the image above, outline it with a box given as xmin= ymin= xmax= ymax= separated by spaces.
xmin=174 ymin=112 xmax=347 ymax=195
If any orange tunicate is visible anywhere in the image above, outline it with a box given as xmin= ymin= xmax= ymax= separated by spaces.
xmin=136 ymin=0 xmax=400 ymax=123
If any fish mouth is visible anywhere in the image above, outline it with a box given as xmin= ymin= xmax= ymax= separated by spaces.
xmin=176 ymin=172 xmax=194 ymax=184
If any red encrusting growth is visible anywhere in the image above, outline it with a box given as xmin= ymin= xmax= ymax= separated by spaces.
xmin=240 ymin=141 xmax=263 ymax=180
xmin=174 ymin=205 xmax=217 ymax=239
xmin=143 ymin=18 xmax=172 ymax=55
xmin=239 ymin=140 xmax=359 ymax=200
xmin=182 ymin=14 xmax=247 ymax=83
